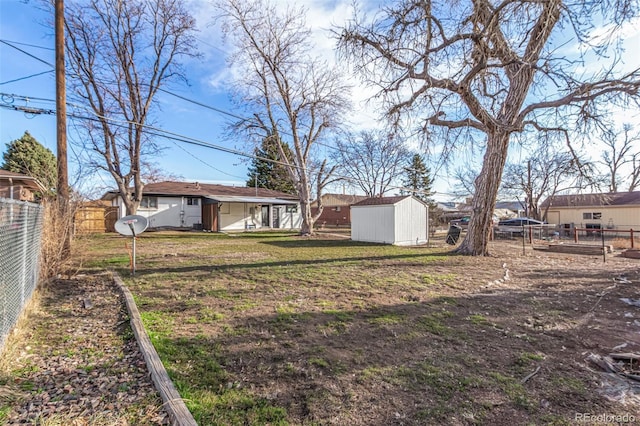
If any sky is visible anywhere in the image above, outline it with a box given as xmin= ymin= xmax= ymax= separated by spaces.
xmin=0 ymin=0 xmax=408 ymax=199
xmin=0 ymin=0 xmax=259 ymax=196
xmin=1 ymin=0 xmax=639 ymax=201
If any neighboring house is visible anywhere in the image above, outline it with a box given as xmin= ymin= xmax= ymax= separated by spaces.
xmin=351 ymin=195 xmax=428 ymax=246
xmin=102 ymin=181 xmax=301 ymax=232
xmin=541 ymin=192 xmax=640 ymax=231
xmin=0 ymin=170 xmax=45 ymax=202
xmin=442 ymin=200 xmax=521 ymax=225
xmin=310 ymin=193 xmax=369 ymax=227
xmin=495 ymin=201 xmax=525 ymax=217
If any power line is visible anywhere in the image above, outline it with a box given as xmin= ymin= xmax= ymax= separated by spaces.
xmin=1 ymin=70 xmax=54 ymax=85
xmin=0 ymin=97 xmax=440 ymax=197
xmin=169 ymin=139 xmax=247 ymax=180
xmin=157 ymin=88 xmax=247 ymax=121
xmin=0 ymin=40 xmax=54 ymax=68
xmin=0 ymin=38 xmax=368 ymax=157
xmin=0 ymin=39 xmax=54 ymax=50
xmin=0 ymin=38 xmax=352 ymax=153
xmin=0 ymin=37 xmax=446 ymax=195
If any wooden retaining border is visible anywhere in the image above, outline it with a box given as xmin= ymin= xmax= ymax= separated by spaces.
xmin=113 ymin=273 xmax=198 ymax=426
xmin=622 ymin=249 xmax=640 ymax=259
xmin=546 ymin=243 xmax=613 ymax=256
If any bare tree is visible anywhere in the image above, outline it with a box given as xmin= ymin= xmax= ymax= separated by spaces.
xmin=599 ymin=124 xmax=640 ymax=192
xmin=140 ymin=160 xmax=184 ymax=184
xmin=452 ymin=166 xmax=479 ymax=200
xmin=501 ymin=146 xmax=592 ymax=221
xmin=216 ymin=0 xmax=350 ymax=234
xmin=630 ymin=153 xmax=640 ymax=192
xmin=64 ymin=0 xmax=197 ymax=214
xmin=332 ymin=130 xmax=411 ymax=197
xmin=338 ymin=0 xmax=640 ymax=255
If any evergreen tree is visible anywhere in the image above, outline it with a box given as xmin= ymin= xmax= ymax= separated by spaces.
xmin=246 ymin=136 xmax=296 ymax=194
xmin=2 ymin=131 xmax=57 ymax=194
xmin=402 ymin=154 xmax=433 ymax=203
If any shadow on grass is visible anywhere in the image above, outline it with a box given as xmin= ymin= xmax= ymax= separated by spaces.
xmin=143 ymin=277 xmax=640 ymax=425
xmin=127 ymin=250 xmax=458 ymax=278
xmin=260 ymin=238 xmax=384 ymax=248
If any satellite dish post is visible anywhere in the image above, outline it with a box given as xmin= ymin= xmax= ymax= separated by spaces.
xmin=114 ymin=215 xmax=149 ymax=276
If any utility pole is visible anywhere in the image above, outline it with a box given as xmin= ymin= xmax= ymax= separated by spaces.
xmin=55 ymin=0 xmax=71 ymax=253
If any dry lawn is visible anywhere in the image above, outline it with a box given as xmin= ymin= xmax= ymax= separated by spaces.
xmin=75 ymin=231 xmax=640 ymax=425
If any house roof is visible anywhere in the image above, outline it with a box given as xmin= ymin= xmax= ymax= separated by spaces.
xmin=204 ymin=195 xmax=297 ymax=205
xmin=102 ymin=181 xmax=298 ymax=202
xmin=495 ymin=201 xmax=525 ymax=211
xmin=0 ymin=170 xmax=46 ymax=192
xmin=541 ymin=191 xmax=640 ymax=208
xmin=352 ymin=195 xmax=418 ymax=206
xmin=436 ymin=202 xmax=457 ymax=211
xmin=311 ymin=193 xmax=369 ymax=207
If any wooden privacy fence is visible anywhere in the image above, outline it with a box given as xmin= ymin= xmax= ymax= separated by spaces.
xmin=74 ymin=206 xmax=119 ymax=233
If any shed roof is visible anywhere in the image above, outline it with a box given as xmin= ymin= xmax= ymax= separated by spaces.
xmin=102 ymin=181 xmax=298 ymax=201
xmin=352 ymin=195 xmax=418 ymax=206
xmin=541 ymin=191 xmax=640 ymax=208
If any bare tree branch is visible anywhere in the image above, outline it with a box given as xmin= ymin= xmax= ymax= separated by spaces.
xmin=338 ymin=0 xmax=640 ymax=255
xmin=217 ymin=0 xmax=350 ymax=234
xmin=65 ymin=0 xmax=197 ymax=214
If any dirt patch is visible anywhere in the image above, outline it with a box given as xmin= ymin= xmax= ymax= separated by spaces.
xmin=7 ymin=233 xmax=639 ymax=425
xmin=0 ymin=274 xmax=168 ymax=425
xmin=120 ymin=234 xmax=640 ymax=425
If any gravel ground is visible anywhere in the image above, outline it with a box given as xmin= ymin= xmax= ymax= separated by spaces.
xmin=0 ymin=273 xmax=170 ymax=425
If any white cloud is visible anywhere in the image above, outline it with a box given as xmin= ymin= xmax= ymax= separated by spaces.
xmin=206 ymin=68 xmax=235 ymax=91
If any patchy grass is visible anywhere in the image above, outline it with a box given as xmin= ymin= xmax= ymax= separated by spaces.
xmin=74 ymin=231 xmax=640 ymax=425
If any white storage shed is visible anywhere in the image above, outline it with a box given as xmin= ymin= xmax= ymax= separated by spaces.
xmin=351 ymin=195 xmax=428 ymax=245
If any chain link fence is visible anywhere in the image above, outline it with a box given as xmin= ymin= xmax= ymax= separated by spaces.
xmin=0 ymin=197 xmax=44 ymax=351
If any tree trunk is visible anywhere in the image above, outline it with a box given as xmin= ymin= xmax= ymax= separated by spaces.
xmin=299 ymin=199 xmax=313 ymax=235
xmin=296 ymin=175 xmax=315 ymax=235
xmin=456 ymin=131 xmax=510 ymax=256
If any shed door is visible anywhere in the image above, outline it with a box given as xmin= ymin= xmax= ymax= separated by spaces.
xmin=261 ymin=205 xmax=270 ymax=227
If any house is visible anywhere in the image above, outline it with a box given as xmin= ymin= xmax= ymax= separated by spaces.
xmin=495 ymin=201 xmax=525 ymax=217
xmin=310 ymin=193 xmax=369 ymax=227
xmin=439 ymin=200 xmax=521 ymax=227
xmin=0 ymin=170 xmax=46 ymax=202
xmin=541 ymin=191 xmax=640 ymax=232
xmin=102 ymin=181 xmax=301 ymax=232
xmin=351 ymin=195 xmax=428 ymax=245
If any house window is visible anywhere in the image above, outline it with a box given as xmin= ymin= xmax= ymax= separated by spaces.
xmin=140 ymin=196 xmax=158 ymax=209
xmin=286 ymin=205 xmax=298 ymax=213
xmin=583 ymin=212 xmax=602 ymax=220
xmin=186 ymin=197 xmax=199 ymax=206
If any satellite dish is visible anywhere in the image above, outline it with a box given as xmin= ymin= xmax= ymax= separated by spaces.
xmin=114 ymin=215 xmax=148 ymax=276
xmin=115 ymin=215 xmax=149 ymax=237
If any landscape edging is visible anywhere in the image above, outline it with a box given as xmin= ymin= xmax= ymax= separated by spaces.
xmin=112 ymin=272 xmax=198 ymax=426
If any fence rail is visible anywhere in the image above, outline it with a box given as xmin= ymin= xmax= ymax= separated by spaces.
xmin=0 ymin=198 xmax=44 ymax=351
xmin=492 ymin=222 xmax=639 ymax=254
